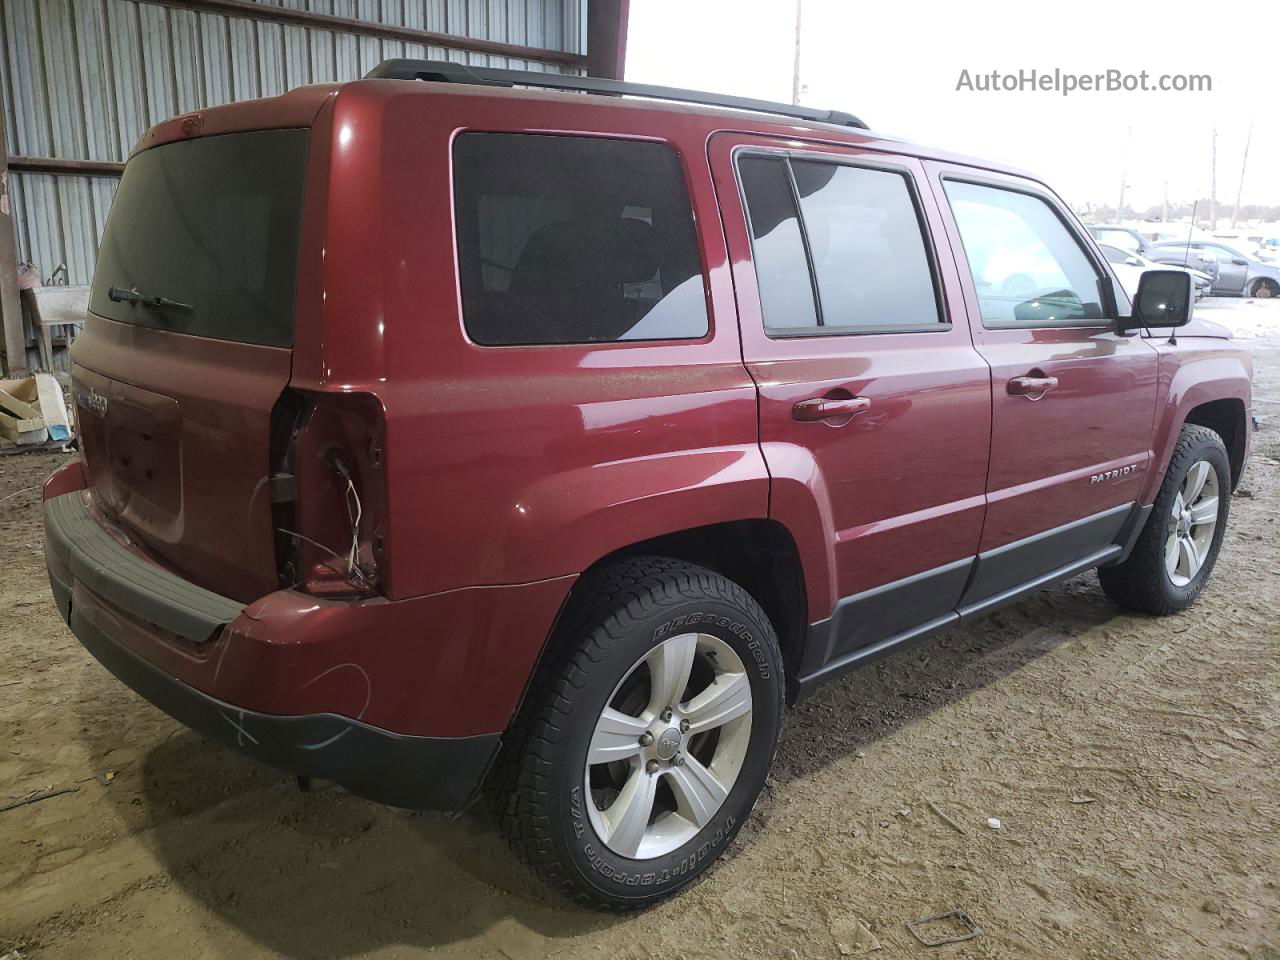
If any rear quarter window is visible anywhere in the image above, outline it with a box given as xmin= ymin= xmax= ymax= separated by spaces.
xmin=452 ymin=133 xmax=709 ymax=346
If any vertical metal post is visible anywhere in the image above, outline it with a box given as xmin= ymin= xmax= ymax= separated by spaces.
xmin=0 ymin=97 xmax=27 ymax=378
xmin=1208 ymin=127 xmax=1217 ymax=230
xmin=1116 ymin=125 xmax=1130 ymax=220
xmin=1230 ymin=122 xmax=1252 ymax=230
xmin=791 ymin=0 xmax=802 ymax=106
xmin=586 ymin=0 xmax=630 ymax=80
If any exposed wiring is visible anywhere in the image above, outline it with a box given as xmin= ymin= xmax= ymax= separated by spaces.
xmin=0 ymin=485 xmax=39 ymax=504
xmin=332 ymin=458 xmax=363 ymax=575
xmin=276 ymin=528 xmax=374 ymax=590
xmin=273 ymin=453 xmax=369 ymax=590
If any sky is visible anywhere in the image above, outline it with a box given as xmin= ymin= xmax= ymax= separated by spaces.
xmin=625 ymin=0 xmax=1280 ymax=215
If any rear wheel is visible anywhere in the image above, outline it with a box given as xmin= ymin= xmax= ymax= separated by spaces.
xmin=1098 ymin=425 xmax=1231 ymax=614
xmin=491 ymin=556 xmax=783 ymax=911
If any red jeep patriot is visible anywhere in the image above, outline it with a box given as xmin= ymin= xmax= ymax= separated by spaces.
xmin=43 ymin=61 xmax=1253 ymax=910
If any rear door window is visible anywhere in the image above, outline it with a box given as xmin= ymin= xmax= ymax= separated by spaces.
xmin=90 ymin=130 xmax=309 ymax=348
xmin=736 ymin=156 xmax=819 ymax=330
xmin=791 ymin=160 xmax=942 ymax=331
xmin=452 ymin=133 xmax=708 ymax=346
xmin=737 ymin=154 xmax=943 ymax=335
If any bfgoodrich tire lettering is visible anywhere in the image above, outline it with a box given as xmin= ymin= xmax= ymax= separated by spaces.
xmin=1098 ymin=425 xmax=1231 ymax=614
xmin=491 ymin=556 xmax=783 ymax=911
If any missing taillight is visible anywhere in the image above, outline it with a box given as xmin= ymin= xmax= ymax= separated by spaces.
xmin=270 ymin=388 xmax=387 ymax=597
xmin=329 ymin=452 xmax=368 ymax=578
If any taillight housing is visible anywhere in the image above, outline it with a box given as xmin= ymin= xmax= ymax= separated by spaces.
xmin=270 ymin=388 xmax=388 ymax=597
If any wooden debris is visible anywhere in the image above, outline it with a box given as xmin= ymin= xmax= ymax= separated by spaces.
xmin=0 ymin=786 xmax=79 ymax=813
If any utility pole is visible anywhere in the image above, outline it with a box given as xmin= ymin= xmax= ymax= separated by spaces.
xmin=1116 ymin=126 xmax=1131 ymax=220
xmin=1209 ymin=127 xmax=1217 ymax=229
xmin=1231 ymin=122 xmax=1253 ymax=229
xmin=791 ymin=0 xmax=802 ymax=106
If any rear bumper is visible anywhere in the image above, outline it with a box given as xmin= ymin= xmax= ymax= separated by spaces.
xmin=54 ymin=576 xmax=498 ymax=809
xmin=43 ymin=475 xmax=574 ymax=809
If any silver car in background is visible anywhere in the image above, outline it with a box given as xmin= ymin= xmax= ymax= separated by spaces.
xmin=1149 ymin=240 xmax=1280 ymax=298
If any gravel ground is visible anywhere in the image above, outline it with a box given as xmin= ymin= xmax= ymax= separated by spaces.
xmin=1 ymin=298 xmax=1277 ymax=960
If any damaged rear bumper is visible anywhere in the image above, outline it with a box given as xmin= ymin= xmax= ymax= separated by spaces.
xmin=43 ymin=482 xmax=515 ymax=810
xmin=57 ymin=594 xmax=498 ymax=809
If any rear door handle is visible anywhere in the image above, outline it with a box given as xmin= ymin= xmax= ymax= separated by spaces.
xmin=1007 ymin=375 xmax=1059 ymax=399
xmin=792 ymin=396 xmax=871 ymax=422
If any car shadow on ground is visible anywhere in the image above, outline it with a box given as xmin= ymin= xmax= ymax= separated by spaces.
xmin=76 ymin=574 xmax=1128 ymax=959
xmin=771 ymin=575 xmax=1123 ymax=786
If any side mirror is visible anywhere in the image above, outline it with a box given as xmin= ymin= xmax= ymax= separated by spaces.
xmin=1122 ymin=270 xmax=1192 ymax=332
xmin=1232 ymin=258 xmax=1249 ymax=266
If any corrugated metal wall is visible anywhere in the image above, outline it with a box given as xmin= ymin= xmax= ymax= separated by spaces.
xmin=0 ymin=0 xmax=586 ymax=286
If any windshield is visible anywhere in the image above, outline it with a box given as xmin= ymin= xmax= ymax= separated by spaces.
xmin=90 ymin=130 xmax=308 ymax=347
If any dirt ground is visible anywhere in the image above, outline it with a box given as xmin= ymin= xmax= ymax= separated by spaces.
xmin=1 ymin=298 xmax=1277 ymax=960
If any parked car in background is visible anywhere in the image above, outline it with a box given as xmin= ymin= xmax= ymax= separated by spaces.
xmin=1088 ymin=224 xmax=1154 ymax=257
xmin=1098 ymin=244 xmax=1213 ymax=299
xmin=42 ymin=60 xmax=1254 ymax=910
xmin=1150 ymin=240 xmax=1280 ymax=298
xmin=1211 ymin=231 xmax=1279 ymax=263
xmin=1139 ymin=225 xmax=1199 ymax=245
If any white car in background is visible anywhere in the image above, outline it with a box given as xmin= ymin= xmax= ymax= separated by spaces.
xmin=1098 ymin=244 xmax=1213 ymax=300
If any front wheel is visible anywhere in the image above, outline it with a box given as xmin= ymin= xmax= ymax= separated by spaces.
xmin=1098 ymin=425 xmax=1231 ymax=614
xmin=492 ymin=557 xmax=783 ymax=911
xmin=1249 ymin=278 xmax=1278 ymax=299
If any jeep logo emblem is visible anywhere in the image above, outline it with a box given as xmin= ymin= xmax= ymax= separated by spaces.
xmin=655 ymin=728 xmax=681 ymax=760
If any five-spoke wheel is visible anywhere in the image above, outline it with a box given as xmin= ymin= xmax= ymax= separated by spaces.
xmin=586 ymin=632 xmax=753 ymax=859
xmin=493 ymin=556 xmax=783 ymax=911
xmin=1165 ymin=459 xmax=1219 ymax=586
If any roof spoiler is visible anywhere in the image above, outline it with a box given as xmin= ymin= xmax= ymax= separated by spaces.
xmin=364 ymin=58 xmax=870 ymax=131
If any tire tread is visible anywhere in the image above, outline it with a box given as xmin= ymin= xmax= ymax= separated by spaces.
xmin=1099 ymin=424 xmax=1230 ymax=614
xmin=488 ymin=555 xmax=780 ymax=911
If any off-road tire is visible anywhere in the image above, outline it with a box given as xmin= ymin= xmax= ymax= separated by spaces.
xmin=1098 ymin=425 xmax=1231 ymax=614
xmin=488 ymin=556 xmax=784 ymax=911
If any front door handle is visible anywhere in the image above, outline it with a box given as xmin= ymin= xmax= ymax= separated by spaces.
xmin=1007 ymin=375 xmax=1059 ymax=399
xmin=793 ymin=396 xmax=872 ymax=422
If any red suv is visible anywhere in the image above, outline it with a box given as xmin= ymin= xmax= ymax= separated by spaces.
xmin=43 ymin=61 xmax=1253 ymax=910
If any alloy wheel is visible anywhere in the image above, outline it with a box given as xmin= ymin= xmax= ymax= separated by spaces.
xmin=1165 ymin=459 xmax=1219 ymax=587
xmin=585 ymin=632 xmax=753 ymax=859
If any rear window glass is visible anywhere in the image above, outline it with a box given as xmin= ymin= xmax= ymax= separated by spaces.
xmin=737 ymin=156 xmax=819 ymax=330
xmin=791 ymin=161 xmax=942 ymax=330
xmin=453 ymin=133 xmax=708 ymax=345
xmin=89 ymin=130 xmax=308 ymax=348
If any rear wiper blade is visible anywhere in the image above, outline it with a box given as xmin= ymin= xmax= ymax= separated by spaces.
xmin=107 ymin=285 xmax=193 ymax=311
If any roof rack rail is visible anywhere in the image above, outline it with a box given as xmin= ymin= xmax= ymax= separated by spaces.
xmin=363 ymin=59 xmax=870 ymax=131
